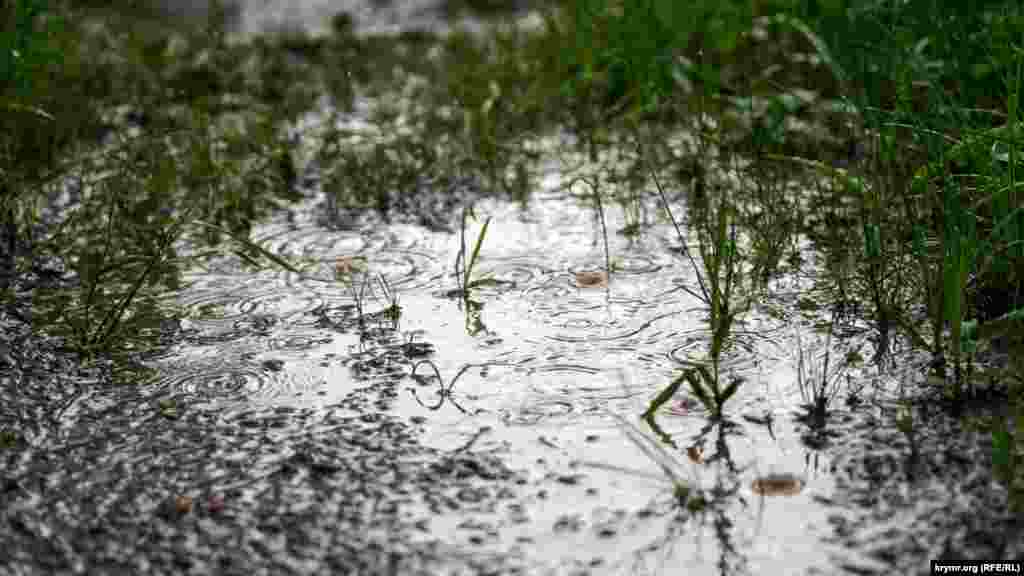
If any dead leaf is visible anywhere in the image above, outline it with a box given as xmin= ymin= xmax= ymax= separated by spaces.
xmin=175 ymin=495 xmax=193 ymax=514
xmin=334 ymin=256 xmax=367 ymax=279
xmin=751 ymin=473 xmax=803 ymax=496
xmin=575 ymin=270 xmax=608 ymax=288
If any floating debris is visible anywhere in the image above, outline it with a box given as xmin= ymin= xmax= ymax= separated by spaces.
xmin=207 ymin=494 xmax=225 ymax=514
xmin=667 ymin=396 xmax=704 ymax=416
xmin=574 ymin=270 xmax=608 ymax=288
xmin=334 ymin=255 xmax=368 ymax=279
xmin=175 ymin=495 xmax=193 ymax=515
xmin=751 ymin=473 xmax=804 ymax=496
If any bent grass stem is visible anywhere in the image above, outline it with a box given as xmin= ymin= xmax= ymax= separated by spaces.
xmin=408 ymin=360 xmax=514 ymax=415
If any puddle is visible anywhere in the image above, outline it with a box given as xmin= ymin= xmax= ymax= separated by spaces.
xmin=108 ymin=119 xmax=1017 ymax=573
xmin=2 ymin=2 xmax=1021 ymax=575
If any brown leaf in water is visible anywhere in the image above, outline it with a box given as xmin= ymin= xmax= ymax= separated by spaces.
xmin=751 ymin=473 xmax=803 ymax=496
xmin=574 ymin=270 xmax=607 ymax=288
xmin=335 ymin=256 xmax=367 ymax=279
xmin=175 ymin=495 xmax=193 ymax=515
xmin=686 ymin=444 xmax=704 ymax=464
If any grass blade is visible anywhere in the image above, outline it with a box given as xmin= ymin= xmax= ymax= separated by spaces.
xmin=192 ymin=219 xmax=302 ymax=275
xmin=642 ymin=372 xmax=687 ymax=420
xmin=467 ymin=216 xmax=491 ymax=279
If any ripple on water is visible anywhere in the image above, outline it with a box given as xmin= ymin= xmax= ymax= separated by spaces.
xmin=667 ymin=329 xmax=767 ymax=373
xmin=529 ymin=363 xmax=602 ymax=377
xmin=548 ymin=309 xmax=683 ymax=344
xmin=303 ymin=250 xmax=441 ymax=300
xmin=146 ymin=357 xmax=328 ymax=408
xmin=267 ymin=331 xmax=335 ymax=352
xmin=509 ymin=364 xmax=649 ymax=422
xmin=177 ymin=278 xmax=324 ymax=335
xmin=522 ymin=272 xmax=577 ymax=302
xmin=246 ymin=224 xmax=444 ymax=297
xmin=503 ymin=398 xmax=574 ymax=426
xmin=607 ymin=253 xmax=664 ymax=275
xmin=235 ymin=289 xmax=324 ymax=322
xmin=266 ymin=226 xmax=367 ymax=265
xmin=482 ymin=258 xmax=551 ymax=289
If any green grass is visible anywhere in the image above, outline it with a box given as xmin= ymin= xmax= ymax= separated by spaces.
xmin=794 ymin=307 xmax=850 ymax=428
xmin=2 ymin=0 xmax=313 ymax=356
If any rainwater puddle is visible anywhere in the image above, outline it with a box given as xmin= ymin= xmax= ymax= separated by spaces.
xmin=5 ymin=4 xmax=1017 ymax=575
xmin=125 ymin=114 xmax=1021 ymax=574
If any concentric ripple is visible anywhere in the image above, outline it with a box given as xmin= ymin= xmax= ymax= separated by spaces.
xmin=267 ymin=331 xmax=336 ymax=352
xmin=548 ymin=310 xmax=683 ymax=343
xmin=502 ymin=398 xmax=574 ymax=426
xmin=236 ymin=224 xmax=448 ymax=301
xmin=145 ymin=355 xmax=331 ymax=408
xmin=606 ymin=253 xmax=664 ymax=275
xmin=175 ymin=277 xmax=325 ymax=343
xmin=522 ymin=272 xmax=578 ymax=302
xmin=482 ymin=257 xmax=553 ymax=289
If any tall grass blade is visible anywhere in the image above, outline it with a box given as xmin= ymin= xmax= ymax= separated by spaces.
xmin=687 ymin=367 xmax=714 ymax=413
xmin=0 ymin=100 xmax=54 ymax=120
xmin=642 ymin=372 xmax=686 ymax=421
xmin=193 ymin=219 xmax=302 ymax=275
xmin=467 ymin=216 xmax=491 ymax=282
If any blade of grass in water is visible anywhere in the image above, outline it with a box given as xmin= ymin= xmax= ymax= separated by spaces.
xmin=193 ymin=219 xmax=302 ymax=275
xmin=641 ymin=372 xmax=687 ymax=421
xmin=467 ymin=217 xmax=490 ymax=281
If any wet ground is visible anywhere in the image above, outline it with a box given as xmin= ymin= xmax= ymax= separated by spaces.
xmin=1 ymin=1 xmax=1022 ymax=575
